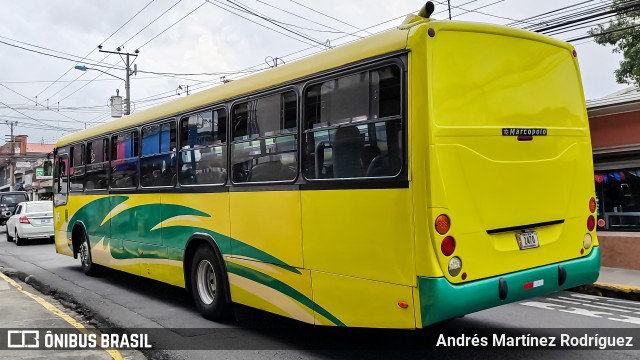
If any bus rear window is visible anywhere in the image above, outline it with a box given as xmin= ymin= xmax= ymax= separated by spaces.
xmin=431 ymin=31 xmax=586 ymax=129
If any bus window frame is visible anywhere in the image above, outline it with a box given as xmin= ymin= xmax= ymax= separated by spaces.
xmin=229 ymin=85 xmax=300 ymax=186
xmin=84 ymin=137 xmax=110 ymax=192
xmin=69 ymin=142 xmax=86 ymax=192
xmin=178 ymin=106 xmax=228 ymax=188
xmin=110 ymin=128 xmax=140 ymax=191
xmin=53 ymin=150 xmax=69 ymax=207
xmin=300 ymin=58 xmax=407 ymax=183
xmin=139 ymin=118 xmax=178 ymax=189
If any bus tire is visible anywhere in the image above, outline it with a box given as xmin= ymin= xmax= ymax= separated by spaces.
xmin=190 ymin=245 xmax=229 ymax=321
xmin=79 ymin=231 xmax=100 ymax=276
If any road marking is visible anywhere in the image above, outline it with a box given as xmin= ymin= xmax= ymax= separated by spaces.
xmin=608 ymin=316 xmax=640 ymax=325
xmin=0 ymin=272 xmax=123 ymax=360
xmin=558 ymin=307 xmax=612 ymax=317
xmin=520 ymin=292 xmax=640 ymax=322
xmin=546 ymin=297 xmax=632 ymax=313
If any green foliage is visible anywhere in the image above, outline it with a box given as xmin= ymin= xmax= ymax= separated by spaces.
xmin=589 ymin=0 xmax=640 ymax=86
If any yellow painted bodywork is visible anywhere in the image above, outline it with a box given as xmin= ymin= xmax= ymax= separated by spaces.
xmin=55 ymin=18 xmax=596 ymax=329
xmin=230 ymin=191 xmax=302 ymax=268
xmin=311 ymin=271 xmax=416 ymax=329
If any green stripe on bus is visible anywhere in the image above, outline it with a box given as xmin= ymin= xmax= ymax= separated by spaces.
xmin=227 ymin=262 xmax=345 ymax=327
xmin=70 ymin=196 xmax=300 ymax=273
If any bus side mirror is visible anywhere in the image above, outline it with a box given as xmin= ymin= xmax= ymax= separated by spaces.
xmin=44 ymin=160 xmax=52 ymax=176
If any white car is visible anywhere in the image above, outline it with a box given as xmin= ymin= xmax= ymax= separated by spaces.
xmin=6 ymin=201 xmax=54 ymax=246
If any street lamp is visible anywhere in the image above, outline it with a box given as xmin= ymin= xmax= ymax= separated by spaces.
xmin=74 ymin=65 xmax=124 ymax=81
xmin=74 ymin=65 xmax=131 ymax=115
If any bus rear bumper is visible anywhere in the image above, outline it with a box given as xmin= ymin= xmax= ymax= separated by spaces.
xmin=418 ymin=247 xmax=600 ymax=327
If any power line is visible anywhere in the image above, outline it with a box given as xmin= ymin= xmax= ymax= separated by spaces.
xmin=567 ymin=23 xmax=640 ymax=42
xmin=119 ymin=0 xmax=183 ymax=48
xmin=0 ymin=100 xmax=82 ymax=132
xmin=287 ymin=0 xmax=373 ymax=35
xmin=205 ymin=0 xmax=322 ymax=48
xmin=0 ymin=40 xmax=126 ymax=71
xmin=135 ymin=1 xmax=208 ymax=50
xmin=101 ymin=0 xmax=157 ymax=47
xmin=253 ymin=0 xmax=360 ymax=37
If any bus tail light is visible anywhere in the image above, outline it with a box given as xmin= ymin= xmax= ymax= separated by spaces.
xmin=19 ymin=216 xmax=30 ymax=224
xmin=435 ymin=214 xmax=450 ymax=235
xmin=587 ymin=215 xmax=595 ymax=231
xmin=441 ymin=236 xmax=455 ymax=256
xmin=448 ymin=256 xmax=462 ymax=277
xmin=589 ymin=197 xmax=596 ymax=213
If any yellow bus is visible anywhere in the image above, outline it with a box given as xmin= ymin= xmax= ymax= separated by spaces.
xmin=53 ymin=3 xmax=600 ymax=328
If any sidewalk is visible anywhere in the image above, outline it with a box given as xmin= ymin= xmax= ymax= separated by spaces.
xmin=0 ymin=271 xmax=144 ymax=360
xmin=572 ymin=266 xmax=640 ymax=301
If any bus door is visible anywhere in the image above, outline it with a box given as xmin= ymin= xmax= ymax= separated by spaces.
xmin=53 ymin=147 xmax=73 ymax=257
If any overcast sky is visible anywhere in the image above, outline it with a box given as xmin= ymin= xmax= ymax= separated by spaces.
xmin=0 ymin=0 xmax=629 ymax=144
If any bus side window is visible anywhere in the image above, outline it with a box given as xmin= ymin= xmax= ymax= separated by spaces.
xmin=85 ymin=138 xmax=109 ymax=190
xmin=140 ymin=121 xmax=177 ymax=188
xmin=231 ymin=91 xmax=298 ymax=184
xmin=111 ymin=130 xmax=139 ymax=189
xmin=303 ymin=65 xmax=403 ymax=180
xmin=69 ymin=144 xmax=85 ymax=191
xmin=179 ymin=109 xmax=227 ymax=186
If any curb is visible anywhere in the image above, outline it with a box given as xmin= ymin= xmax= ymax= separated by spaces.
xmin=570 ymin=282 xmax=640 ymax=302
xmin=0 ymin=267 xmax=111 ymax=329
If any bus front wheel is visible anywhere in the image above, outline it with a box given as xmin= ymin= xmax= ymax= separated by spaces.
xmin=190 ymin=245 xmax=229 ymax=320
xmin=79 ymin=231 xmax=100 ymax=276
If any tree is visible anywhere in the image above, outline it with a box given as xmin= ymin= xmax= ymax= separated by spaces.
xmin=589 ymin=0 xmax=640 ymax=87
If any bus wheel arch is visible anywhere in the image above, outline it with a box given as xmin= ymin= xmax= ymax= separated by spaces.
xmin=184 ymin=235 xmax=232 ymax=320
xmin=71 ymin=222 xmax=100 ymax=276
xmin=71 ymin=222 xmax=87 ymax=259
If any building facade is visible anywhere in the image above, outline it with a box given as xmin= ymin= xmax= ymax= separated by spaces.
xmin=588 ymin=87 xmax=640 ymax=270
xmin=0 ymin=135 xmax=54 ymax=200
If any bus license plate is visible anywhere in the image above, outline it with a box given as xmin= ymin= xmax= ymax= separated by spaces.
xmin=516 ymin=231 xmax=539 ymax=250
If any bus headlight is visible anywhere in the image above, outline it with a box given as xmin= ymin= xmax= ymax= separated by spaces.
xmin=448 ymin=256 xmax=462 ymax=277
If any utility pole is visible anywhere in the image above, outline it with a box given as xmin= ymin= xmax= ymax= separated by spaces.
xmin=98 ymin=46 xmax=138 ymax=115
xmin=5 ymin=120 xmax=17 ymax=191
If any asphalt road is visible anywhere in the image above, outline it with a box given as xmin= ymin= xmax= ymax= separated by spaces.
xmin=0 ymin=229 xmax=638 ymax=360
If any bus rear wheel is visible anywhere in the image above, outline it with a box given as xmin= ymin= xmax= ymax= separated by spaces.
xmin=190 ymin=245 xmax=229 ymax=320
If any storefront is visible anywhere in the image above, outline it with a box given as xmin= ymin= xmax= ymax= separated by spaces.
xmin=588 ymin=87 xmax=640 ymax=269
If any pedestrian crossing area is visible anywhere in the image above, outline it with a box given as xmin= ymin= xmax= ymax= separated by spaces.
xmin=520 ymin=292 xmax=640 ymax=325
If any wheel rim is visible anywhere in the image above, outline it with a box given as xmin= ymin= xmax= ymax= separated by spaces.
xmin=79 ymin=240 xmax=90 ymax=267
xmin=196 ymin=260 xmax=216 ymax=305
xmin=15 ymin=231 xmax=18 ymax=244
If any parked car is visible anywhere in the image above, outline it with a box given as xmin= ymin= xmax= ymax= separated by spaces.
xmin=0 ymin=192 xmax=29 ymax=227
xmin=5 ymin=201 xmax=54 ymax=246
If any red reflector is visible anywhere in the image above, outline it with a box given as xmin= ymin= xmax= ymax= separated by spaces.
xmin=461 ymin=272 xmax=467 ymax=280
xmin=441 ymin=236 xmax=456 ymax=256
xmin=573 ymin=49 xmax=577 ymax=57
xmin=517 ymin=135 xmax=533 ymax=141
xmin=523 ymin=282 xmax=533 ymax=290
xmin=523 ymin=279 xmax=544 ymax=290
xmin=398 ymin=300 xmax=409 ymax=309
xmin=587 ymin=215 xmax=595 ymax=231
xmin=19 ymin=216 xmax=30 ymax=224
